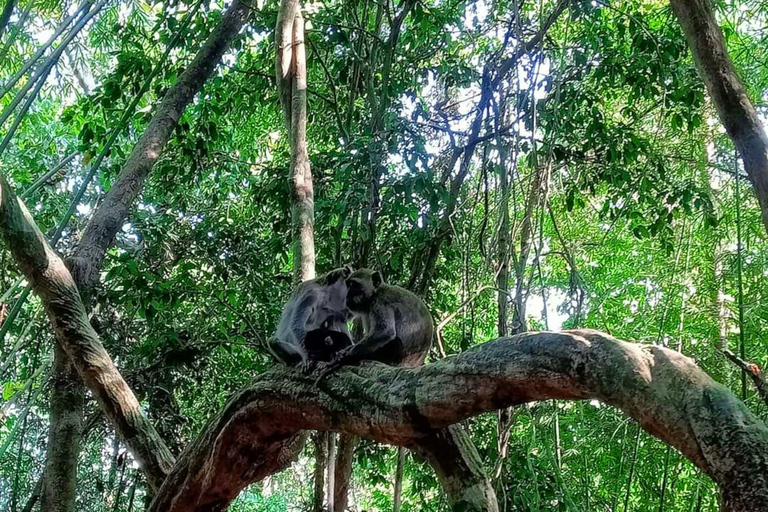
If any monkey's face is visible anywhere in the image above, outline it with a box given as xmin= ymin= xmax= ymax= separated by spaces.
xmin=345 ymin=269 xmax=382 ymax=309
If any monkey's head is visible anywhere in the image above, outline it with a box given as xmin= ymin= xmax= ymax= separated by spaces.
xmin=322 ymin=265 xmax=354 ymax=285
xmin=345 ymin=268 xmax=383 ymax=309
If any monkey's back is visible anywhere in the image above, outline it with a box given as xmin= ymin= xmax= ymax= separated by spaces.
xmin=376 ymin=284 xmax=434 ymax=367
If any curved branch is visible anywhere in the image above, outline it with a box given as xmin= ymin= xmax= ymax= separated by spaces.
xmin=151 ymin=330 xmax=768 ymax=512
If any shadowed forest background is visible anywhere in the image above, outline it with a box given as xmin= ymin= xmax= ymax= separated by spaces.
xmin=0 ymin=0 xmax=767 ymax=511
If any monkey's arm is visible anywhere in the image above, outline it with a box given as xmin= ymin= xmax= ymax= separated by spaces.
xmin=315 ymin=310 xmax=396 ymax=381
xmin=267 ymin=338 xmax=305 ymax=366
xmin=289 ymin=289 xmax=319 ymax=342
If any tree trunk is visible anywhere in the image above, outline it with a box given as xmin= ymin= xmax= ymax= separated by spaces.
xmin=493 ymin=90 xmax=515 ymax=483
xmin=393 ymin=447 xmax=405 ymax=512
xmin=311 ymin=432 xmax=327 ymax=511
xmin=41 ymin=343 xmax=84 ymax=512
xmin=670 ymin=0 xmax=768 ymax=233
xmin=412 ymin=425 xmax=499 ymax=512
xmin=21 ymin=476 xmax=43 ymax=512
xmin=276 ymin=0 xmax=315 ymax=284
xmin=277 ymin=3 xmax=322 ymax=509
xmin=332 ymin=433 xmax=357 ymax=512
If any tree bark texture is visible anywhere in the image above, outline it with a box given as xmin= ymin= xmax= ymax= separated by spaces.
xmin=332 ymin=433 xmax=357 ymax=512
xmin=0 ymin=0 xmax=254 ymax=491
xmin=670 ymin=0 xmax=768 ymax=233
xmin=393 ymin=447 xmax=404 ymax=512
xmin=312 ymin=433 xmax=328 ymax=512
xmin=40 ymin=343 xmax=84 ymax=512
xmin=276 ymin=0 xmax=315 ymax=283
xmin=148 ymin=330 xmax=768 ymax=512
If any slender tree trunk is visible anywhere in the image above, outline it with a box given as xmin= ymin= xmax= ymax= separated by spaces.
xmin=126 ymin=474 xmax=137 ymax=512
xmin=105 ymin=436 xmax=120 ymax=500
xmin=511 ymin=161 xmax=551 ymax=333
xmin=277 ymin=3 xmax=322 ymax=509
xmin=332 ymin=433 xmax=357 ymax=512
xmin=670 ymin=0 xmax=768 ymax=234
xmin=276 ymin=0 xmax=314 ymax=283
xmin=312 ymin=434 xmax=328 ymax=512
xmin=289 ymin=11 xmax=314 ymax=282
xmin=41 ymin=343 xmax=84 ymax=512
xmin=393 ymin=448 xmax=406 ymax=512
xmin=0 ymin=0 xmax=15 ymax=42
xmin=21 ymin=476 xmax=43 ymax=512
xmin=493 ymin=95 xmax=515 ymax=482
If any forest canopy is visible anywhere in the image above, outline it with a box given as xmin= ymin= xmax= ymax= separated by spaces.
xmin=0 ymin=0 xmax=767 ymax=511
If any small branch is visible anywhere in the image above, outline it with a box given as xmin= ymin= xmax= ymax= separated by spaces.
xmin=723 ymin=349 xmax=768 ymax=408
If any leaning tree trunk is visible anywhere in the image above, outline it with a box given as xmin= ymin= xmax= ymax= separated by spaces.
xmin=0 ymin=0 xmax=255 ymax=492
xmin=147 ymin=330 xmax=768 ymax=512
xmin=670 ymin=0 xmax=768 ymax=234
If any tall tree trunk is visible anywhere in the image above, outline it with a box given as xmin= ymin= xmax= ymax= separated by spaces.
xmin=493 ymin=95 xmax=514 ymax=482
xmin=332 ymin=433 xmax=357 ymax=511
xmin=670 ymin=0 xmax=768 ymax=234
xmin=41 ymin=343 xmax=84 ymax=512
xmin=312 ymin=433 xmax=328 ymax=512
xmin=511 ymin=161 xmax=551 ymax=333
xmin=277 ymin=2 xmax=322 ymax=509
xmin=277 ymin=0 xmax=314 ymax=283
xmin=21 ymin=476 xmax=43 ymax=512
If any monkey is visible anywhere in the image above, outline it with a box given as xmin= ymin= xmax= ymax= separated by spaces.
xmin=317 ymin=268 xmax=433 ymax=378
xmin=313 ymin=268 xmax=434 ymax=504
xmin=268 ymin=266 xmax=353 ymax=367
xmin=303 ymin=319 xmax=353 ymax=362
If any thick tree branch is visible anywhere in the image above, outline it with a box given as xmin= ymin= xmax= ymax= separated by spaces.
xmin=150 ymin=330 xmax=768 ymax=512
xmin=670 ymin=0 xmax=768 ymax=233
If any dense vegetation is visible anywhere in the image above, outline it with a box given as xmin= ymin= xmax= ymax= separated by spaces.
xmin=0 ymin=0 xmax=767 ymax=511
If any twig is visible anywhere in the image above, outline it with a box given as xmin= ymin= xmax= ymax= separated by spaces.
xmin=722 ymin=349 xmax=768 ymax=408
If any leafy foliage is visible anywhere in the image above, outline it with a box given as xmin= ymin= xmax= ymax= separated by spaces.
xmin=0 ymin=0 xmax=767 ymax=510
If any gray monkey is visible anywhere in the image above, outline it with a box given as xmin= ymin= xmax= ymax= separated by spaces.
xmin=268 ymin=266 xmax=353 ymax=367
xmin=318 ymin=268 xmax=433 ymax=377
